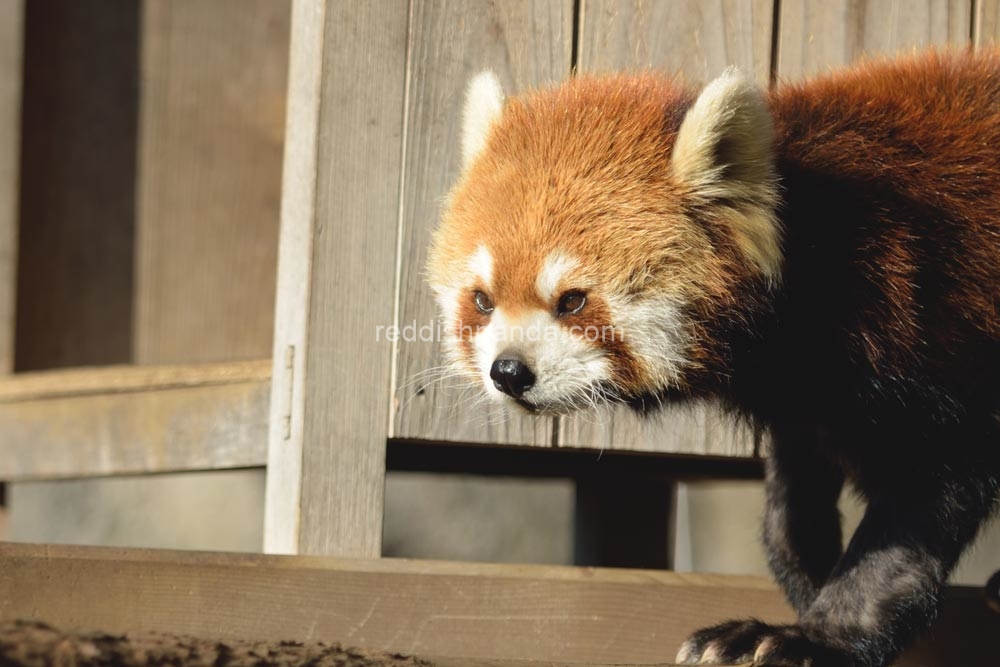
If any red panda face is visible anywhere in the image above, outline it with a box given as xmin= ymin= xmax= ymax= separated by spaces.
xmin=428 ymin=70 xmax=780 ymax=413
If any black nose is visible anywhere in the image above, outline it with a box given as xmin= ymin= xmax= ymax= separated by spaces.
xmin=490 ymin=355 xmax=536 ymax=398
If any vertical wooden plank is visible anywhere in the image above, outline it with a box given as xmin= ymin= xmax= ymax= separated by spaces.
xmin=133 ymin=0 xmax=289 ymax=365
xmin=975 ymin=0 xmax=1000 ymax=44
xmin=0 ymin=484 xmax=6 ymax=541
xmin=579 ymin=0 xmax=774 ymax=83
xmin=264 ymin=0 xmax=407 ymax=556
xmin=778 ymin=0 xmax=971 ymax=80
xmin=15 ymin=0 xmax=139 ymax=370
xmin=0 ymin=0 xmax=22 ymax=376
xmin=558 ymin=0 xmax=770 ymax=456
xmin=391 ymin=1 xmax=573 ymax=446
xmin=263 ymin=0 xmax=324 ymax=557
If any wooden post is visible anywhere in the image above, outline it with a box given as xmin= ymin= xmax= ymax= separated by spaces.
xmin=263 ymin=0 xmax=408 ymax=556
xmin=0 ymin=0 xmax=21 ymax=377
xmin=0 ymin=0 xmax=24 ymax=540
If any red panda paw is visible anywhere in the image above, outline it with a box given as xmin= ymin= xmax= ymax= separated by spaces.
xmin=675 ymin=619 xmax=849 ymax=666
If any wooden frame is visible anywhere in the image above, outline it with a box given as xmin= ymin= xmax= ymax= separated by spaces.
xmin=0 ymin=0 xmax=24 ymax=540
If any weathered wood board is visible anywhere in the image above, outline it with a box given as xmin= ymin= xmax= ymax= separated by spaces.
xmin=777 ymin=0 xmax=971 ymax=79
xmin=391 ymin=0 xmax=573 ymax=447
xmin=975 ymin=0 xmax=1000 ymax=44
xmin=134 ymin=0 xmax=289 ymax=364
xmin=0 ymin=542 xmax=793 ymax=665
xmin=264 ymin=0 xmax=407 ymax=558
xmin=578 ymin=0 xmax=774 ymax=83
xmin=0 ymin=0 xmax=21 ymax=376
xmin=0 ymin=543 xmax=993 ymax=665
xmin=0 ymin=361 xmax=270 ymax=480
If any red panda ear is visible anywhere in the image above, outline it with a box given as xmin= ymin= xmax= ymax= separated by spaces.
xmin=671 ymin=68 xmax=782 ymax=281
xmin=461 ymin=70 xmax=506 ymax=170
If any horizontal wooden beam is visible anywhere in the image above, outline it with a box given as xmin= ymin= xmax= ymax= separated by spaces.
xmin=0 ymin=361 xmax=271 ymax=480
xmin=0 ymin=544 xmax=994 ymax=665
xmin=0 ymin=360 xmax=761 ymax=483
xmin=0 ymin=359 xmax=271 ymax=403
xmin=0 ymin=542 xmax=787 ymax=663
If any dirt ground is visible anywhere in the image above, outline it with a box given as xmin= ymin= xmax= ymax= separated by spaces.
xmin=0 ymin=620 xmax=433 ymax=667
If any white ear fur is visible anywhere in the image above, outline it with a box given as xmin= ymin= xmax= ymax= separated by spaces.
xmin=461 ymin=70 xmax=505 ymax=169
xmin=672 ymin=68 xmax=782 ymax=280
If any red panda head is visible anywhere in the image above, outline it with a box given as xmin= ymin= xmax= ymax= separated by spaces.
xmin=427 ymin=69 xmax=781 ymax=414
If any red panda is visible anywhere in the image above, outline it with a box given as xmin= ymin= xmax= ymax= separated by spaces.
xmin=427 ymin=51 xmax=1000 ymax=666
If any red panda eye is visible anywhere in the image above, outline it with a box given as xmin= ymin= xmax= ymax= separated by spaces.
xmin=557 ymin=291 xmax=586 ymax=316
xmin=473 ymin=290 xmax=494 ymax=315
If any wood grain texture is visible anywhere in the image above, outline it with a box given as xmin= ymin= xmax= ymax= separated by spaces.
xmin=579 ymin=0 xmax=774 ymax=83
xmin=0 ymin=363 xmax=269 ymax=481
xmin=558 ymin=0 xmax=767 ymax=456
xmin=777 ymin=0 xmax=972 ymax=80
xmin=264 ymin=0 xmax=407 ymax=558
xmin=263 ymin=0 xmax=324 ymax=557
xmin=0 ymin=543 xmax=992 ymax=665
xmin=0 ymin=0 xmax=21 ymax=374
xmin=391 ymin=1 xmax=573 ymax=446
xmin=559 ymin=404 xmax=758 ymax=457
xmin=0 ymin=358 xmax=270 ymax=402
xmin=975 ymin=0 xmax=1000 ymax=44
xmin=15 ymin=0 xmax=138 ymax=370
xmin=133 ymin=0 xmax=289 ymax=364
xmin=0 ymin=542 xmax=794 ymax=665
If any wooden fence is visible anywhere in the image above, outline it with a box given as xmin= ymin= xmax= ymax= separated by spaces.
xmin=1 ymin=3 xmax=999 ymax=664
xmin=0 ymin=0 xmax=996 ymax=553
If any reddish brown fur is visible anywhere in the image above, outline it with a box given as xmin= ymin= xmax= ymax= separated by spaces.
xmin=431 ymin=74 xmax=759 ymax=394
xmin=767 ymin=51 xmax=1000 ymax=379
xmin=433 ymin=73 xmax=703 ymax=302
